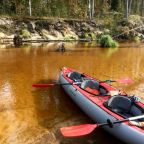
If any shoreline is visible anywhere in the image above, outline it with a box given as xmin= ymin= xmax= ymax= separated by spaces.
xmin=0 ymin=15 xmax=144 ymax=47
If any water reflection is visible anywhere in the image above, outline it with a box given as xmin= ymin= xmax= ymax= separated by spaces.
xmin=0 ymin=42 xmax=144 ymax=143
xmin=0 ymin=81 xmax=14 ymax=111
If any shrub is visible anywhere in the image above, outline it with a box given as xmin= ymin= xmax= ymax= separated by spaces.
xmin=99 ymin=34 xmax=118 ymax=48
xmin=21 ymin=29 xmax=31 ymax=39
xmin=133 ymin=36 xmax=140 ymax=43
xmin=84 ymin=32 xmax=96 ymax=40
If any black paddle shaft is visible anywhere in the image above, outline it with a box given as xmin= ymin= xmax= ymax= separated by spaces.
xmin=98 ymin=115 xmax=144 ymax=128
xmin=98 ymin=119 xmax=128 ymax=128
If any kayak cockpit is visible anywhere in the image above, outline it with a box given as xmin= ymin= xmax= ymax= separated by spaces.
xmin=81 ymin=79 xmax=108 ymax=95
xmin=67 ymin=71 xmax=108 ymax=96
xmin=67 ymin=71 xmax=85 ymax=82
xmin=105 ymin=95 xmax=144 ymax=121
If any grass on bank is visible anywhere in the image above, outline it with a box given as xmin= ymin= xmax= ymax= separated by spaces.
xmin=99 ymin=34 xmax=119 ymax=48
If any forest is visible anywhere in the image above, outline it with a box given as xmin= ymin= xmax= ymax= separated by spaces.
xmin=0 ymin=0 xmax=144 ymax=46
xmin=0 ymin=0 xmax=144 ymax=19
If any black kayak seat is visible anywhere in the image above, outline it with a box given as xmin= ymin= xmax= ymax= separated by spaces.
xmin=81 ymin=80 xmax=108 ymax=95
xmin=81 ymin=80 xmax=99 ymax=90
xmin=106 ymin=95 xmax=144 ymax=121
xmin=107 ymin=95 xmax=132 ymax=113
xmin=67 ymin=72 xmax=84 ymax=82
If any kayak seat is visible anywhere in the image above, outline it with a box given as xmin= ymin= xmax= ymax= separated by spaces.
xmin=106 ymin=96 xmax=144 ymax=120
xmin=81 ymin=80 xmax=100 ymax=95
xmin=81 ymin=80 xmax=99 ymax=89
xmin=129 ymin=105 xmax=144 ymax=121
xmin=130 ymin=105 xmax=143 ymax=116
xmin=67 ymin=72 xmax=84 ymax=82
xmin=107 ymin=95 xmax=132 ymax=114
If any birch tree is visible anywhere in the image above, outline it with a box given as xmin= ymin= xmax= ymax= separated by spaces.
xmin=88 ymin=0 xmax=94 ymax=20
xmin=125 ymin=0 xmax=129 ymax=19
xmin=29 ymin=0 xmax=32 ymax=16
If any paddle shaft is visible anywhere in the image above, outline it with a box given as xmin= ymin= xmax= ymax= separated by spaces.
xmin=32 ymin=80 xmax=117 ymax=88
xmin=99 ymin=115 xmax=144 ymax=127
xmin=32 ymin=77 xmax=133 ymax=88
xmin=58 ymin=81 xmax=82 ymax=85
xmin=32 ymin=81 xmax=81 ymax=88
xmin=55 ymin=80 xmax=117 ymax=85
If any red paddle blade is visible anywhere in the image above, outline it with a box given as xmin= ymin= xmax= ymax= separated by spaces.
xmin=60 ymin=124 xmax=97 ymax=137
xmin=32 ymin=84 xmax=55 ymax=88
xmin=116 ymin=78 xmax=133 ymax=84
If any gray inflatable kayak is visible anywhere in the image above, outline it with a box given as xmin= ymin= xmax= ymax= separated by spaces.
xmin=59 ymin=67 xmax=144 ymax=144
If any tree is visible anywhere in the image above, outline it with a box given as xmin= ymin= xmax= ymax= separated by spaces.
xmin=88 ymin=0 xmax=91 ymax=20
xmin=125 ymin=0 xmax=129 ymax=19
xmin=88 ymin=0 xmax=94 ymax=20
xmin=128 ymin=0 xmax=133 ymax=14
xmin=141 ymin=0 xmax=144 ymax=16
xmin=29 ymin=0 xmax=32 ymax=16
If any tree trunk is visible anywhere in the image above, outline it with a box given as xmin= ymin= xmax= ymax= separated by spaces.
xmin=128 ymin=0 xmax=133 ymax=14
xmin=29 ymin=0 xmax=32 ymax=16
xmin=141 ymin=0 xmax=144 ymax=16
xmin=91 ymin=0 xmax=94 ymax=20
xmin=88 ymin=0 xmax=92 ymax=20
xmin=125 ymin=0 xmax=129 ymax=19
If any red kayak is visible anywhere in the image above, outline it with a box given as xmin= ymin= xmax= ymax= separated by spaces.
xmin=59 ymin=67 xmax=144 ymax=144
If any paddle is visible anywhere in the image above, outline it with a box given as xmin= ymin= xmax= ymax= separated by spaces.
xmin=32 ymin=78 xmax=133 ymax=88
xmin=104 ymin=78 xmax=133 ymax=84
xmin=60 ymin=115 xmax=144 ymax=137
xmin=32 ymin=81 xmax=82 ymax=88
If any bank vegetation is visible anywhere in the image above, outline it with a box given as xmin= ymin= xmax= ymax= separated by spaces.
xmin=0 ymin=0 xmax=144 ymax=47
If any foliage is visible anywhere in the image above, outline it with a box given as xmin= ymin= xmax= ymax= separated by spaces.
xmin=21 ymin=29 xmax=31 ymax=39
xmin=99 ymin=34 xmax=119 ymax=48
xmin=110 ymin=0 xmax=120 ymax=11
xmin=84 ymin=32 xmax=96 ymax=41
xmin=128 ymin=15 xmax=142 ymax=25
xmin=0 ymin=0 xmax=143 ymax=19
xmin=114 ymin=15 xmax=144 ymax=40
xmin=0 ymin=0 xmax=143 ymax=43
xmin=133 ymin=36 xmax=140 ymax=43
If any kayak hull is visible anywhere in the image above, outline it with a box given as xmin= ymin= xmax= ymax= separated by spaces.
xmin=59 ymin=69 xmax=144 ymax=144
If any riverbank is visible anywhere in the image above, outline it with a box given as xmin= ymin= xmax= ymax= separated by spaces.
xmin=0 ymin=15 xmax=144 ymax=46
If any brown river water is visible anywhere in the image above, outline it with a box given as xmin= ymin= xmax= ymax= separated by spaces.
xmin=0 ymin=42 xmax=144 ymax=144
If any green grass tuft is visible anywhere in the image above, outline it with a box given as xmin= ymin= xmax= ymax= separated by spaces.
xmin=21 ymin=29 xmax=31 ymax=39
xmin=99 ymin=34 xmax=118 ymax=48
